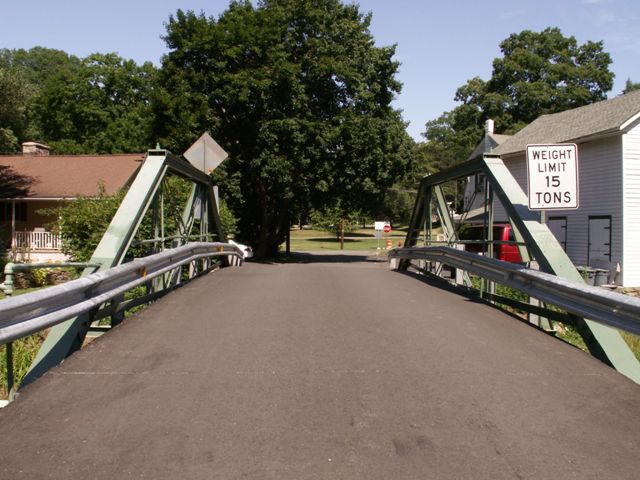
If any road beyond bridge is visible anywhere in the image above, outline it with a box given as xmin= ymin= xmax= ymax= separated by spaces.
xmin=1 ymin=252 xmax=639 ymax=479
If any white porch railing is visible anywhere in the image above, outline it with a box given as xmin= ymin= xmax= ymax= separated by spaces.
xmin=12 ymin=230 xmax=62 ymax=251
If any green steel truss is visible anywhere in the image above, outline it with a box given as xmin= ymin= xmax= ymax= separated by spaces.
xmin=21 ymin=150 xmax=228 ymax=388
xmin=402 ymin=155 xmax=640 ymax=382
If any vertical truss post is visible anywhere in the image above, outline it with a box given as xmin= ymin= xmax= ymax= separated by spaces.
xmin=425 ymin=186 xmax=432 ymax=247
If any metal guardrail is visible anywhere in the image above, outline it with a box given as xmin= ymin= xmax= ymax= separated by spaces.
xmin=389 ymin=246 xmax=640 ymax=336
xmin=0 ymin=242 xmax=244 ymax=346
xmin=1 ymin=262 xmax=102 ymax=297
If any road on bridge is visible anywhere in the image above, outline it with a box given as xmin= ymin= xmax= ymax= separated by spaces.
xmin=1 ymin=252 xmax=639 ymax=479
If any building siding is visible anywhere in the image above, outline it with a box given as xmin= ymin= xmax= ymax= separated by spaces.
xmin=497 ymin=136 xmax=624 ymax=283
xmin=623 ymin=121 xmax=640 ymax=286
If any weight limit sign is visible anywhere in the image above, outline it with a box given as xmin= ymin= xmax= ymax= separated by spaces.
xmin=526 ymin=143 xmax=579 ymax=210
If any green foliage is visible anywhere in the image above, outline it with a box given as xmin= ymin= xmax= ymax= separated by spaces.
xmin=485 ymin=28 xmax=612 ymax=127
xmin=38 ymin=175 xmax=216 ymax=262
xmin=0 ymin=248 xmax=7 ymax=275
xmin=155 ymin=0 xmax=411 ymax=257
xmin=219 ymin=199 xmax=238 ymax=238
xmin=1 ymin=332 xmax=47 ymax=399
xmin=30 ymin=268 xmax=48 ymax=287
xmin=0 ymin=128 xmax=19 ymax=153
xmin=422 ymin=27 xmax=615 ymax=179
xmin=381 ymin=186 xmax=415 ymax=225
xmin=309 ymin=202 xmax=362 ymax=239
xmin=0 ymin=65 xmax=35 ymax=152
xmin=39 ymin=183 xmax=125 ymax=262
xmin=0 ymin=47 xmax=156 ymax=153
xmin=0 ymin=47 xmax=83 ymax=148
xmin=34 ymin=53 xmax=157 ymax=153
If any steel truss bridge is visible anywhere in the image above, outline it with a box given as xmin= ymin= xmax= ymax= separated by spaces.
xmin=1 ymin=149 xmax=639 ymax=479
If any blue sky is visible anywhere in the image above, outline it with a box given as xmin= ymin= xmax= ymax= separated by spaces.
xmin=1 ymin=0 xmax=638 ymax=140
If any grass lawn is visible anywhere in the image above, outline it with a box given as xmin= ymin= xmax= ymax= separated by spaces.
xmin=285 ymin=227 xmax=406 ymax=252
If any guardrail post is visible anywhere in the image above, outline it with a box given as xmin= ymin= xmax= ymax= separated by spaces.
xmin=5 ymin=341 xmax=14 ymax=395
xmin=111 ymin=293 xmax=125 ymax=327
xmin=3 ymin=263 xmax=15 ymax=298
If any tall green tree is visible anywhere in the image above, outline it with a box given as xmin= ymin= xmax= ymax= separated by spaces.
xmin=0 ymin=66 xmax=34 ymax=152
xmin=424 ymin=27 xmax=614 ymax=169
xmin=0 ymin=47 xmax=82 ymax=150
xmin=34 ymin=53 xmax=157 ymax=153
xmin=0 ymin=47 xmax=82 ymax=90
xmin=155 ymin=0 xmax=410 ymax=258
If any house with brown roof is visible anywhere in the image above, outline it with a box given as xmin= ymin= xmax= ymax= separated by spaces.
xmin=0 ymin=142 xmax=144 ymax=262
xmin=473 ymin=90 xmax=640 ymax=286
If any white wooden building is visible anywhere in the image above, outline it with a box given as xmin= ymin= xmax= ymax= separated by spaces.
xmin=483 ymin=90 xmax=640 ymax=286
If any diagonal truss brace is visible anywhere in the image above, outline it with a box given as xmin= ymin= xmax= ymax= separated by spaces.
xmin=401 ymin=155 xmax=640 ymax=383
xmin=20 ymin=150 xmax=227 ymax=389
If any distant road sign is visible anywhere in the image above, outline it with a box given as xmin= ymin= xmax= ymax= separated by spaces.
xmin=526 ymin=144 xmax=579 ymax=210
xmin=383 ymin=224 xmax=391 ymax=233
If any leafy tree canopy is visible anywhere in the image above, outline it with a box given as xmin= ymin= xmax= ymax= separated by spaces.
xmin=34 ymin=53 xmax=157 ymax=153
xmin=423 ymin=27 xmax=614 ymax=172
xmin=0 ymin=64 xmax=35 ymax=151
xmin=0 ymin=48 xmax=156 ymax=154
xmin=0 ymin=47 xmax=82 ymax=151
xmin=309 ymin=201 xmax=362 ymax=239
xmin=0 ymin=47 xmax=82 ymax=89
xmin=155 ymin=0 xmax=411 ymax=257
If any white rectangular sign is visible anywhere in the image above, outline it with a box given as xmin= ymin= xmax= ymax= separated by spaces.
xmin=526 ymin=143 xmax=579 ymax=210
xmin=374 ymin=221 xmax=389 ymax=231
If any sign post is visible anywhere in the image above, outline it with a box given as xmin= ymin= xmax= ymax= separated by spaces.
xmin=374 ymin=221 xmax=390 ymax=252
xmin=526 ymin=144 xmax=579 ymax=211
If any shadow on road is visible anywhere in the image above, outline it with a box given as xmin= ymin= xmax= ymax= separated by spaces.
xmin=392 ymin=268 xmax=545 ymax=329
xmin=259 ymin=251 xmax=388 ymax=264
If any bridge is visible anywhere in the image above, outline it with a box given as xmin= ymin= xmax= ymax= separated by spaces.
xmin=1 ymin=144 xmax=640 ymax=478
xmin=2 ymin=251 xmax=640 ymax=478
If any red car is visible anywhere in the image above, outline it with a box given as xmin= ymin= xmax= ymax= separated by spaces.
xmin=458 ymin=224 xmax=523 ymax=263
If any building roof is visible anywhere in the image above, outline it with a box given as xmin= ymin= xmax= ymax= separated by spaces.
xmin=493 ymin=89 xmax=640 ymax=156
xmin=0 ymin=153 xmax=145 ymax=199
xmin=467 ymin=133 xmax=511 ymax=161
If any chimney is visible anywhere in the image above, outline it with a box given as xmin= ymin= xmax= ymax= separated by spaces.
xmin=484 ymin=119 xmax=495 ymax=152
xmin=485 ymin=119 xmax=495 ymax=135
xmin=22 ymin=142 xmax=50 ymax=156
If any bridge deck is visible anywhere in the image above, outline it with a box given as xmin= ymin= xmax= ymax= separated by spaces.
xmin=1 ymin=252 xmax=639 ymax=479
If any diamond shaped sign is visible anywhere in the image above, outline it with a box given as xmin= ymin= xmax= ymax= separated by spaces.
xmin=183 ymin=132 xmax=228 ymax=174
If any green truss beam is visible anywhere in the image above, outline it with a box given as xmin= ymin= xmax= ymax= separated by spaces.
xmin=20 ymin=150 xmax=227 ymax=388
xmin=401 ymin=155 xmax=640 ymax=382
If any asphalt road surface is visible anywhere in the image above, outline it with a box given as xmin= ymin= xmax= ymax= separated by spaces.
xmin=1 ymin=252 xmax=639 ymax=479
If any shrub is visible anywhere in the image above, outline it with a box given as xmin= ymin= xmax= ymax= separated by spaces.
xmin=30 ymin=268 xmax=48 ymax=287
